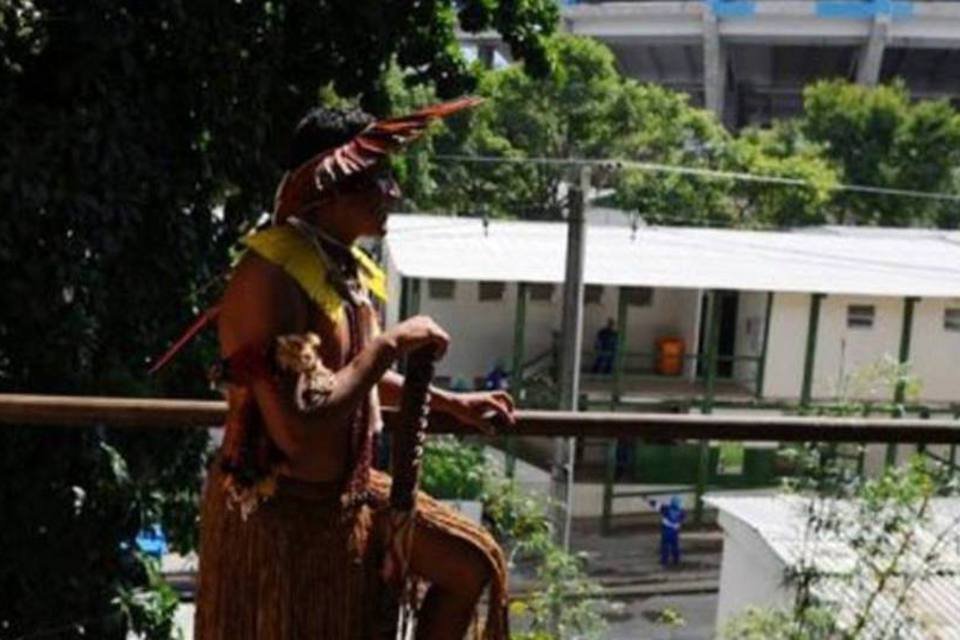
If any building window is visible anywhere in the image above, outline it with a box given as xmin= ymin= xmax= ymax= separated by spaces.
xmin=529 ymin=283 xmax=555 ymax=302
xmin=847 ymin=305 xmax=875 ymax=329
xmin=623 ymin=287 xmax=654 ymax=307
xmin=585 ymin=285 xmax=604 ymax=305
xmin=428 ymin=279 xmax=456 ymax=300
xmin=945 ymin=308 xmax=960 ymax=332
xmin=478 ymin=281 xmax=505 ymax=302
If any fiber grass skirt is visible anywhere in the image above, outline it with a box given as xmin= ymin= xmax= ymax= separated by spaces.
xmin=195 ymin=461 xmax=508 ymax=639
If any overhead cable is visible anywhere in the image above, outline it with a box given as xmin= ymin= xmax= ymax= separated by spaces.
xmin=434 ymin=155 xmax=960 ymax=204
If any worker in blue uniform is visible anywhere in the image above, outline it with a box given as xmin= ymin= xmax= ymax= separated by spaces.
xmin=649 ymin=495 xmax=686 ymax=567
xmin=592 ymin=318 xmax=618 ymax=374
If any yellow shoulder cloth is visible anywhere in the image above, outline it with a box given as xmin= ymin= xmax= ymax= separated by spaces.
xmin=242 ymin=225 xmax=387 ymax=325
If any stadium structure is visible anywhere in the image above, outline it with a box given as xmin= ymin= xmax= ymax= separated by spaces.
xmin=465 ymin=0 xmax=960 ymax=128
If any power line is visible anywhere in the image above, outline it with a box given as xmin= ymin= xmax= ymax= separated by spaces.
xmin=434 ymin=155 xmax=960 ymax=204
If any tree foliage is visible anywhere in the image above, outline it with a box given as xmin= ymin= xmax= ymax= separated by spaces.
xmin=802 ymin=80 xmax=960 ymax=227
xmin=398 ymin=38 xmax=960 ymax=230
xmin=607 ymin=81 xmax=736 ymax=226
xmin=398 ymin=35 xmax=738 ymax=222
xmin=398 ymin=34 xmax=846 ymax=228
xmin=0 ymin=1 xmax=557 ymax=637
xmin=727 ymin=122 xmax=838 ymax=228
xmin=401 ymin=35 xmax=629 ymax=219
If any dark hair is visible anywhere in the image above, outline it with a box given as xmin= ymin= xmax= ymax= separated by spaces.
xmin=284 ymin=106 xmax=375 ymax=171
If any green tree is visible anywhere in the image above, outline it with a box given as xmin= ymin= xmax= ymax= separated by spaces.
xmin=0 ymin=1 xmax=557 ymax=638
xmin=727 ymin=122 xmax=838 ymax=228
xmin=397 ymin=34 xmax=736 ymax=222
xmin=608 ymin=81 xmax=735 ymax=226
xmin=801 ymin=80 xmax=960 ymax=227
xmin=398 ymin=34 xmax=839 ymax=229
xmin=400 ymin=66 xmax=959 ymax=230
xmin=406 ymin=34 xmax=627 ymax=220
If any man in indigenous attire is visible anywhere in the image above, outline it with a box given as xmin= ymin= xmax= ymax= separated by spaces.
xmin=194 ymin=101 xmax=514 ymax=639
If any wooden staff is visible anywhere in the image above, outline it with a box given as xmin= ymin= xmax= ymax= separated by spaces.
xmin=379 ymin=346 xmax=436 ymax=639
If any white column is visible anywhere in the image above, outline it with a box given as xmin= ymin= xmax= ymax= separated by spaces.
xmin=856 ymin=14 xmax=889 ymax=86
xmin=703 ymin=8 xmax=728 ymax=119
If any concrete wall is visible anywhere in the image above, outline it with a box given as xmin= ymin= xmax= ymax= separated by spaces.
xmin=812 ymin=295 xmax=903 ymax=401
xmin=760 ymin=292 xmax=810 ymax=400
xmin=761 ymin=293 xmax=960 ymax=403
xmin=383 ymin=264 xmax=960 ymax=403
xmin=911 ymin=298 xmax=960 ymax=403
xmin=609 ymin=286 xmax=701 ymax=374
xmin=387 ymin=279 xmax=701 ymax=384
xmin=715 ymin=512 xmax=794 ymax=629
xmin=417 ymin=280 xmax=519 ymax=384
xmin=565 ymin=2 xmax=960 ymax=127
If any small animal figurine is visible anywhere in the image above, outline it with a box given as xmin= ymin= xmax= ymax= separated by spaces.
xmin=275 ymin=332 xmax=337 ymax=412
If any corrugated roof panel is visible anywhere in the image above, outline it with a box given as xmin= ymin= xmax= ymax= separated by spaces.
xmin=814 ymin=576 xmax=960 ymax=639
xmin=385 ymin=215 xmax=960 ymax=297
xmin=708 ymin=495 xmax=960 ymax=639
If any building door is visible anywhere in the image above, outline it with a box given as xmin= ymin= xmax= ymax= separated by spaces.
xmin=697 ymin=291 xmax=739 ymax=379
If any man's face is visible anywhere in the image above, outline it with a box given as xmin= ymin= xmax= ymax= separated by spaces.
xmin=334 ymin=166 xmax=402 ymax=237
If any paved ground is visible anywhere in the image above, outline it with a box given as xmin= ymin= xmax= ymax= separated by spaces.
xmin=608 ymin=593 xmax=718 ymax=640
xmin=497 ymin=446 xmax=724 ymax=637
xmin=569 ymin=515 xmax=721 ymax=639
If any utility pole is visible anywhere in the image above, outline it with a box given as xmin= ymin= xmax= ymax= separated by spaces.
xmin=552 ymin=165 xmax=590 ymax=549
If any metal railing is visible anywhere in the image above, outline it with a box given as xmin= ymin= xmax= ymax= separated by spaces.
xmin=7 ymin=393 xmax=960 ymax=534
xmin=3 ymin=393 xmax=960 ymax=443
xmin=581 ymin=350 xmax=762 ymax=372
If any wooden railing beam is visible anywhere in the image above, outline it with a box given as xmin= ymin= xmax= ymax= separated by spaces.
xmin=2 ymin=394 xmax=960 ymax=443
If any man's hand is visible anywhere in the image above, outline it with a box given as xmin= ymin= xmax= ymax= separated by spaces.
xmin=379 ymin=315 xmax=450 ymax=359
xmin=440 ymin=390 xmax=516 ymax=435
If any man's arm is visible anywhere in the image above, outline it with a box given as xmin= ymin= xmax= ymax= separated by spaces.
xmin=378 ymin=369 xmax=404 ymax=408
xmin=220 ymin=255 xmax=447 ymax=460
xmin=379 ymin=370 xmax=515 ymax=434
xmin=379 ymin=370 xmax=456 ymax=411
xmin=220 ymin=256 xmax=400 ymax=458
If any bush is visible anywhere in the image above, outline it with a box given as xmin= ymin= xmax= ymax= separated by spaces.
xmin=420 ymin=436 xmax=609 ymax=639
xmin=483 ymin=478 xmax=608 ymax=640
xmin=420 ymin=436 xmax=489 ymax=500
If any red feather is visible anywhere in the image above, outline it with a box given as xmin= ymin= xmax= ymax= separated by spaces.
xmin=274 ymin=96 xmax=483 ymax=221
xmin=148 ymin=305 xmax=222 ymax=375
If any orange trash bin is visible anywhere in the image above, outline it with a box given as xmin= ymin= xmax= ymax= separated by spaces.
xmin=656 ymin=337 xmax=685 ymax=376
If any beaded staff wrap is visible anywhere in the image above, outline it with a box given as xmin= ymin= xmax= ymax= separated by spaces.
xmin=378 ymin=346 xmax=435 ymax=639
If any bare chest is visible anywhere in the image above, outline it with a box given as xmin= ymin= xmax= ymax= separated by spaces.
xmin=306 ymin=305 xmax=354 ymax=371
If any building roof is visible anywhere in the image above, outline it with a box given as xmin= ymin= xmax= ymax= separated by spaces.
xmin=707 ymin=495 xmax=960 ymax=640
xmin=384 ymin=214 xmax=960 ymax=298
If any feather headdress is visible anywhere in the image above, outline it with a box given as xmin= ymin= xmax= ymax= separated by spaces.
xmin=150 ymin=97 xmax=481 ymax=375
xmin=273 ymin=96 xmax=482 ymax=222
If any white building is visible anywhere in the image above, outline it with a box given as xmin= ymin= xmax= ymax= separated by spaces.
xmin=707 ymin=495 xmax=960 ymax=638
xmin=383 ymin=214 xmax=960 ymax=406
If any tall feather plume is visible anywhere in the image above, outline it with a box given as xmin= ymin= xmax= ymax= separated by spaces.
xmin=274 ymin=96 xmax=483 ymax=222
xmin=151 ymin=97 xmax=482 ymax=375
